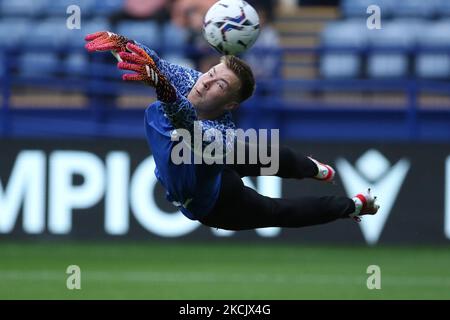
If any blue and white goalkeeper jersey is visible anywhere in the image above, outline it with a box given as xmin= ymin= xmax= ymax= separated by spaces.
xmin=138 ymin=43 xmax=235 ymax=220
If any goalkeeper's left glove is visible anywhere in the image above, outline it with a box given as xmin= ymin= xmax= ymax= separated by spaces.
xmin=117 ymin=43 xmax=176 ymax=103
xmin=85 ymin=31 xmax=134 ymax=60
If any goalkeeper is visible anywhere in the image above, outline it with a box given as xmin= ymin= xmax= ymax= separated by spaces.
xmin=85 ymin=32 xmax=379 ymax=230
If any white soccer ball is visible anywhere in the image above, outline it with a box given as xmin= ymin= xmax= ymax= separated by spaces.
xmin=203 ymin=0 xmax=260 ymax=55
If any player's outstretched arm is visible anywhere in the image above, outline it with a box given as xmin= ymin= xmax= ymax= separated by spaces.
xmin=118 ymin=43 xmax=218 ymax=142
xmin=119 ymin=43 xmax=234 ymax=158
xmin=133 ymin=41 xmax=201 ymax=96
xmin=85 ymin=31 xmax=201 ymax=95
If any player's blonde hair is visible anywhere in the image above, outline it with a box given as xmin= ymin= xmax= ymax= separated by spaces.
xmin=220 ymin=55 xmax=255 ymax=103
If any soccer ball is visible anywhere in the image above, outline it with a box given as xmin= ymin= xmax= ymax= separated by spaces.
xmin=203 ymin=0 xmax=260 ymax=55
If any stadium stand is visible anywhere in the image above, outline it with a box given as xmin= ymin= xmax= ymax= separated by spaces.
xmin=416 ymin=19 xmax=450 ymax=78
xmin=340 ymin=0 xmax=394 ymax=18
xmin=320 ymin=1 xmax=450 ymax=80
xmin=0 ymin=0 xmax=449 ymax=140
xmin=0 ymin=18 xmax=30 ymax=48
xmin=22 ymin=18 xmax=70 ymax=49
xmin=92 ymin=0 xmax=124 ymax=16
xmin=161 ymin=22 xmax=189 ymax=53
xmin=45 ymin=0 xmax=95 ymax=17
xmin=18 ymin=52 xmax=60 ymax=77
xmin=0 ymin=0 xmax=49 ymax=17
xmin=320 ymin=18 xmax=367 ymax=78
xmin=65 ymin=53 xmax=89 ymax=77
xmin=392 ymin=0 xmax=439 ymax=19
xmin=115 ymin=20 xmax=160 ymax=50
xmin=366 ymin=19 xmax=424 ymax=78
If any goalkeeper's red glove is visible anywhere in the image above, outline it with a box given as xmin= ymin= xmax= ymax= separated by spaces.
xmin=117 ymin=43 xmax=176 ymax=103
xmin=84 ymin=31 xmax=133 ymax=57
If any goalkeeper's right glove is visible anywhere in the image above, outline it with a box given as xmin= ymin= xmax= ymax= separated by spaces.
xmin=117 ymin=43 xmax=177 ymax=103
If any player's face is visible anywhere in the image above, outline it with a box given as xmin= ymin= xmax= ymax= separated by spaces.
xmin=188 ymin=63 xmax=241 ymax=118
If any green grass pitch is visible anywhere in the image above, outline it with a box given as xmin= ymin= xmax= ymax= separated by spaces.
xmin=0 ymin=241 xmax=449 ymax=299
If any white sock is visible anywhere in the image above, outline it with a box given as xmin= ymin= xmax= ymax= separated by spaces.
xmin=316 ymin=164 xmax=329 ymax=179
xmin=309 ymin=157 xmax=328 ymax=179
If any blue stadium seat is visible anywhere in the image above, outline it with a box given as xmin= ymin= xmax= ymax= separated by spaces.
xmin=116 ymin=21 xmax=160 ymax=49
xmin=162 ymin=23 xmax=188 ymax=53
xmin=416 ymin=54 xmax=450 ymax=79
xmin=0 ymin=18 xmax=31 ymax=48
xmin=390 ymin=0 xmax=439 ymax=19
xmin=367 ymin=54 xmax=409 ymax=78
xmin=416 ymin=19 xmax=450 ymax=78
xmin=367 ymin=19 xmax=424 ymax=78
xmin=65 ymin=53 xmax=89 ymax=76
xmin=0 ymin=0 xmax=49 ymax=17
xmin=320 ymin=54 xmax=362 ymax=78
xmin=368 ymin=19 xmax=423 ymax=48
xmin=321 ymin=19 xmax=368 ymax=48
xmin=341 ymin=0 xmax=393 ymax=18
xmin=342 ymin=0 xmax=441 ymax=19
xmin=368 ymin=18 xmax=427 ymax=48
xmin=24 ymin=18 xmax=70 ymax=49
xmin=92 ymin=0 xmax=124 ymax=16
xmin=435 ymin=0 xmax=450 ymax=18
xmin=320 ymin=19 xmax=367 ymax=78
xmin=46 ymin=0 xmax=95 ymax=17
xmin=18 ymin=53 xmax=59 ymax=77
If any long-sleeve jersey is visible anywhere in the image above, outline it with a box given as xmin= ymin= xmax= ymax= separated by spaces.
xmin=138 ymin=42 xmax=236 ymax=220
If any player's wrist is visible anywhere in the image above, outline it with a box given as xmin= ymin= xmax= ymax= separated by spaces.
xmin=156 ymin=81 xmax=177 ymax=103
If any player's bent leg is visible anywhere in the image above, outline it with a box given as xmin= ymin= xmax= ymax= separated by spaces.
xmin=228 ymin=141 xmax=319 ymax=179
